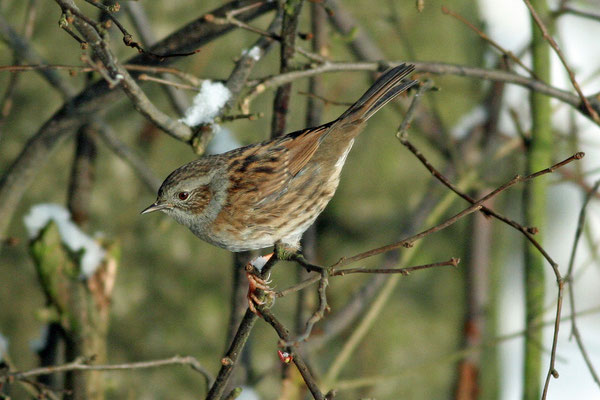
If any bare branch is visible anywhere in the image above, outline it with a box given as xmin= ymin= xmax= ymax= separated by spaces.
xmin=332 ymin=258 xmax=460 ymax=276
xmin=1 ymin=355 xmax=214 ymax=390
xmin=242 ymin=61 xmax=600 ymax=123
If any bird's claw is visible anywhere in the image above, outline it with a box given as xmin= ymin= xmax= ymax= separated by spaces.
xmin=246 ymin=258 xmax=275 ymax=316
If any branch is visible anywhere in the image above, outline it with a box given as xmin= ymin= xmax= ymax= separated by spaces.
xmin=557 ymin=5 xmax=600 ymax=22
xmin=1 ymin=355 xmax=214 ymax=390
xmin=242 ymin=61 xmax=600 ymax=123
xmin=259 ymin=307 xmax=326 ymax=400
xmin=55 ymin=0 xmax=195 ymax=142
xmin=331 ymin=258 xmax=460 ymax=276
xmin=207 ymin=253 xmax=281 ymax=399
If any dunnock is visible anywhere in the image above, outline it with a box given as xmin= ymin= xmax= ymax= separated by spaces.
xmin=142 ymin=64 xmax=417 ymax=254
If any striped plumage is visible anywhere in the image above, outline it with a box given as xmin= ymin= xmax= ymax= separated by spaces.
xmin=143 ymin=64 xmax=417 ymax=252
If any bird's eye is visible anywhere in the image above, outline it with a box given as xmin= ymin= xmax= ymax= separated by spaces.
xmin=178 ymin=191 xmax=189 ymax=201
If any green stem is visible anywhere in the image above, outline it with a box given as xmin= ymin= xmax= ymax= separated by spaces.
xmin=523 ymin=1 xmax=552 ymax=399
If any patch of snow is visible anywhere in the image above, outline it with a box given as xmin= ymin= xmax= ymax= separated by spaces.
xmin=23 ymin=204 xmax=106 ymax=278
xmin=180 ymin=80 xmax=231 ymax=127
xmin=241 ymin=46 xmax=262 ymax=61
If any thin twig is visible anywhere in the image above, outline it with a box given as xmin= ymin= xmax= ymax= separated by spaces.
xmin=0 ymin=64 xmax=202 ymax=87
xmin=204 ymin=11 xmax=280 ymax=41
xmin=83 ymin=0 xmax=200 ymax=59
xmin=558 ymin=5 xmax=600 ymax=22
xmin=524 ymin=0 xmax=600 ymax=124
xmin=59 ymin=23 xmax=87 ymax=48
xmin=565 ymin=179 xmax=600 ymax=387
xmin=241 ymin=61 xmax=600 ymax=124
xmin=297 ymin=90 xmax=353 ymax=106
xmin=442 ymin=5 xmax=536 ymax=77
xmin=275 ymin=258 xmax=459 ymax=298
xmin=288 ymin=271 xmax=329 ymax=344
xmin=1 ymin=355 xmax=214 ymax=389
xmin=332 ymin=258 xmax=460 ymax=276
xmin=137 ymin=74 xmax=199 ymax=91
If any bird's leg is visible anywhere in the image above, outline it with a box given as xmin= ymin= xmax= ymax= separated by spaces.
xmin=290 ymin=253 xmax=327 ymax=275
xmin=245 ymin=253 xmax=276 ymax=316
xmin=274 ymin=243 xmax=328 ymax=275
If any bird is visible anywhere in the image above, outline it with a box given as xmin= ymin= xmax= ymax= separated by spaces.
xmin=142 ymin=64 xmax=417 ymax=256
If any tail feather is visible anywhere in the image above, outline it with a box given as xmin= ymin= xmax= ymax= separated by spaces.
xmin=338 ymin=64 xmax=417 ymax=123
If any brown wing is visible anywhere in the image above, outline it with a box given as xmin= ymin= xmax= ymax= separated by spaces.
xmin=223 ymin=121 xmax=335 ymax=211
xmin=278 ymin=122 xmax=333 ymax=177
xmin=224 ymin=141 xmax=294 ymax=208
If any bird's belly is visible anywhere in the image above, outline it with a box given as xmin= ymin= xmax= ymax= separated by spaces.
xmin=207 ymin=196 xmax=331 ymax=252
xmin=207 ymin=171 xmax=341 ymax=252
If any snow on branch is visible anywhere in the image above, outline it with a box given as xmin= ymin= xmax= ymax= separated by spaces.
xmin=179 ymin=80 xmax=231 ymax=127
xmin=23 ymin=204 xmax=106 ymax=278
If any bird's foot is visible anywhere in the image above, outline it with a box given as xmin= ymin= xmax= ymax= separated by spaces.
xmin=246 ymin=253 xmax=276 ymax=316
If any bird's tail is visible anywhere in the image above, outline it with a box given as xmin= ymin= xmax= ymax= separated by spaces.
xmin=337 ymin=64 xmax=417 ymax=124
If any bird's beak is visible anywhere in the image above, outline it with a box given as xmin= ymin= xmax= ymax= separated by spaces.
xmin=140 ymin=201 xmax=172 ymax=215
